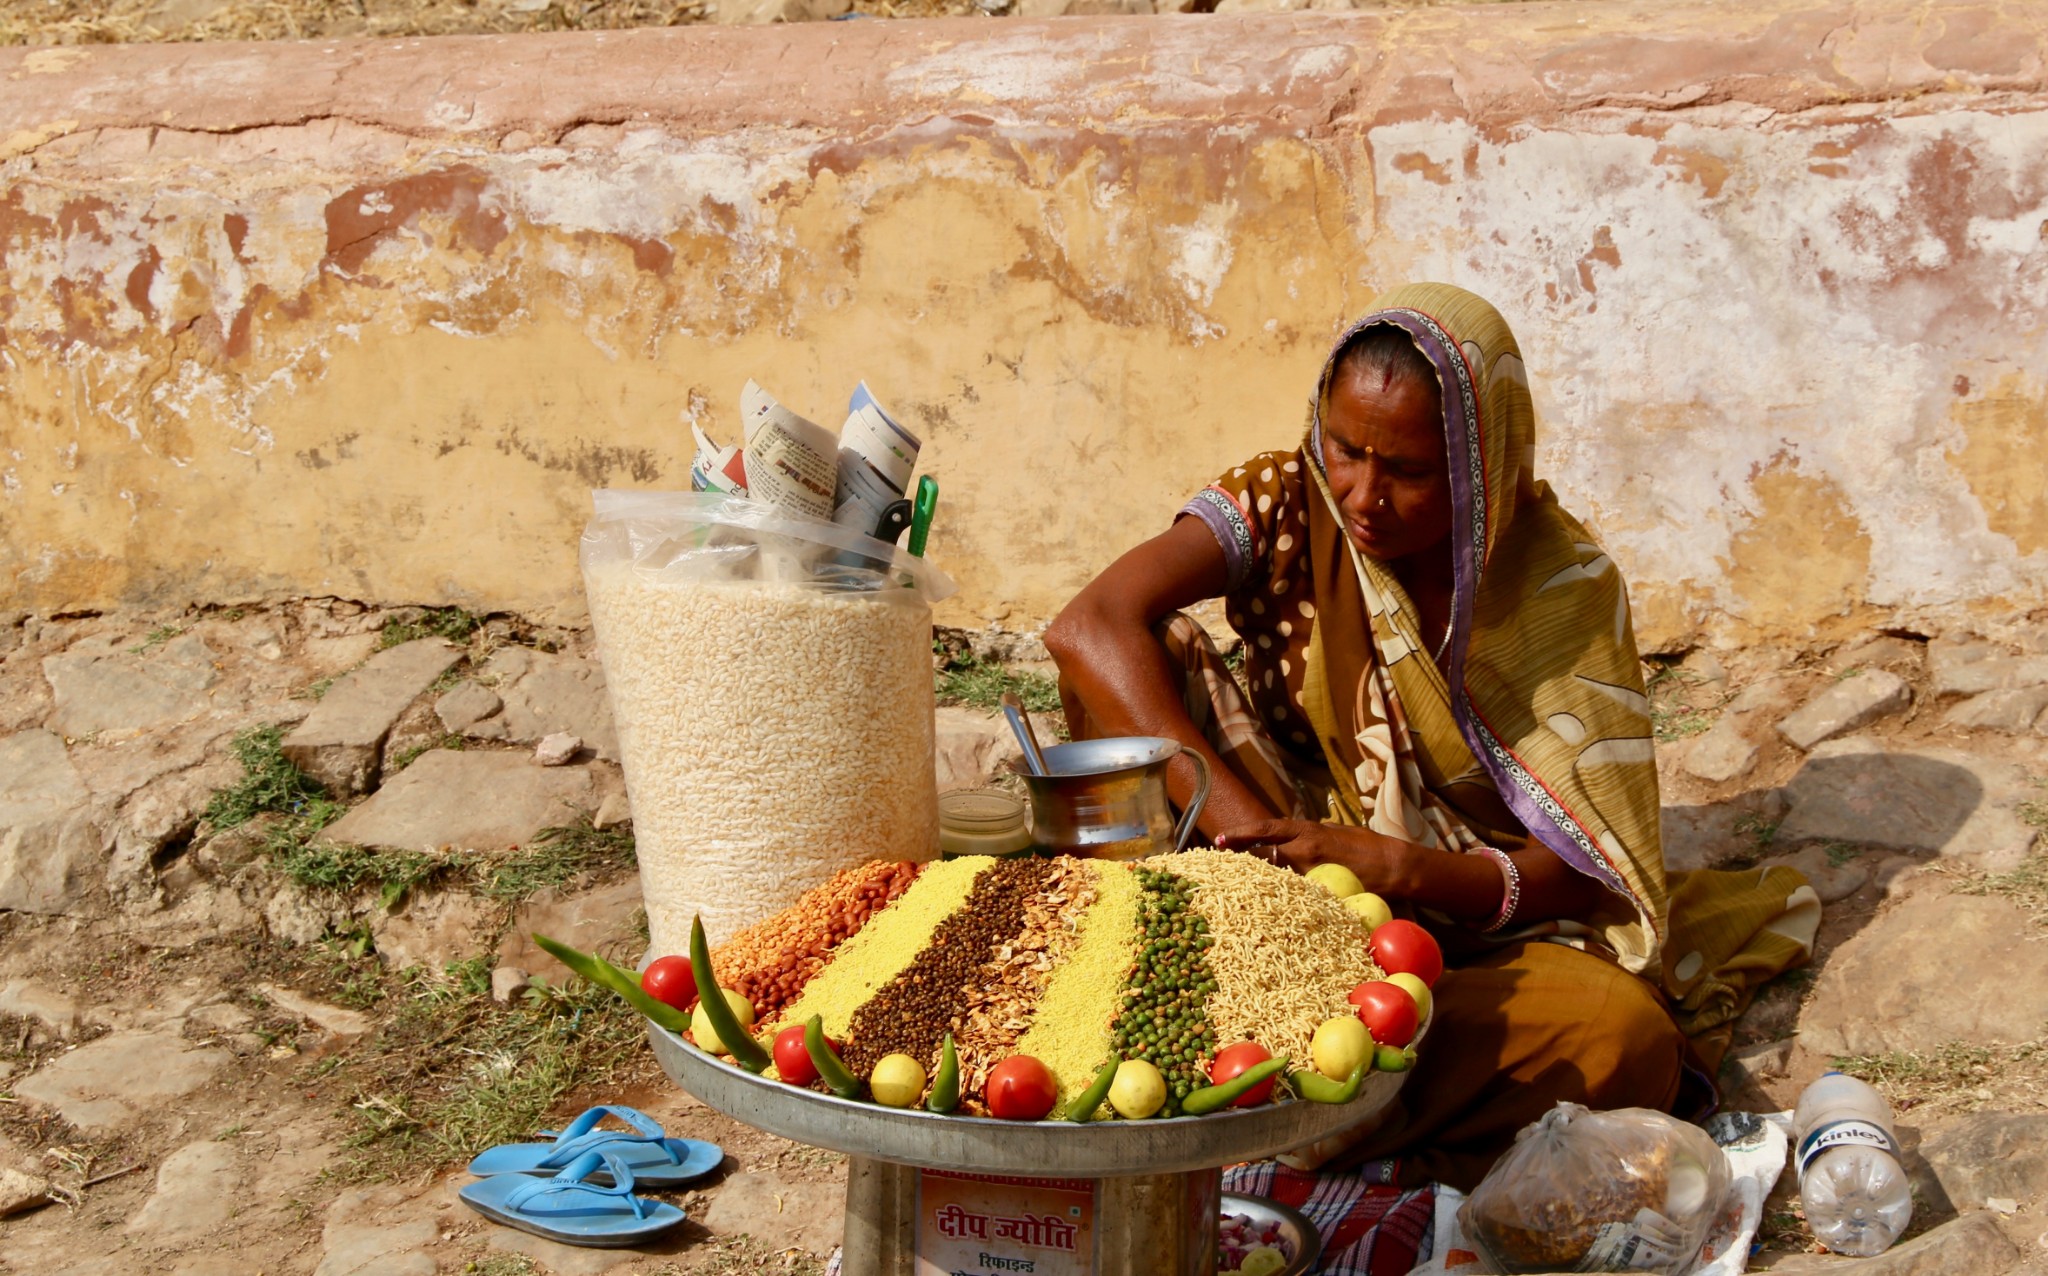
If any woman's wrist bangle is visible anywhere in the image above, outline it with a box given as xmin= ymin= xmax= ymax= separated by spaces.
xmin=1477 ymin=847 xmax=1520 ymax=934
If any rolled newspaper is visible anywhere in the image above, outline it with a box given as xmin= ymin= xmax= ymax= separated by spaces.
xmin=832 ymin=382 xmax=923 ymax=535
xmin=740 ymin=380 xmax=838 ymax=520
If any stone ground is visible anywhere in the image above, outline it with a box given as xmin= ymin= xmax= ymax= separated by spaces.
xmin=0 ymin=601 xmax=2046 ymax=1274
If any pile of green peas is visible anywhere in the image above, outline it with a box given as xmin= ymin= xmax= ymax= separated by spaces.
xmin=1108 ymin=868 xmax=1219 ymax=1117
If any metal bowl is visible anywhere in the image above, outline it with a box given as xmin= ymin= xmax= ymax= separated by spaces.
xmin=648 ymin=1023 xmax=1416 ymax=1177
xmin=1219 ymin=1192 xmax=1323 ymax=1276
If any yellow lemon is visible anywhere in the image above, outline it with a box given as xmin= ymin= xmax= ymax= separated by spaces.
xmin=1306 ymin=863 xmax=1365 ymax=899
xmin=1342 ymin=891 xmax=1394 ymax=932
xmin=688 ymin=987 xmax=755 ymax=1056
xmin=1108 ymin=1059 xmax=1166 ymax=1119
xmin=1387 ymin=972 xmax=1432 ymax=1023
xmin=1310 ymin=1016 xmax=1372 ymax=1081
xmin=870 ymin=1053 xmax=927 ymax=1108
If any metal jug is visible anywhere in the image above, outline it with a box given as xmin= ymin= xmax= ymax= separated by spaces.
xmin=1015 ymin=736 xmax=1212 ymax=860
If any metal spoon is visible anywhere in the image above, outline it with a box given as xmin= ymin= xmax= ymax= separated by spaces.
xmin=1000 ymin=691 xmax=1049 ymax=777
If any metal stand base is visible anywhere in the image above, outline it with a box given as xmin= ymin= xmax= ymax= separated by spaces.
xmin=842 ymin=1154 xmax=1220 ymax=1276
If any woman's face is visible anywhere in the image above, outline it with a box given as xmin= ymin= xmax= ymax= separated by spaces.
xmin=1320 ymin=365 xmax=1452 ymax=564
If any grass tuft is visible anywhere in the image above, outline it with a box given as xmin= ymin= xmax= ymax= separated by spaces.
xmin=206 ymin=726 xmax=341 ymax=832
xmin=1734 ymin=810 xmax=1781 ymax=852
xmin=934 ymin=652 xmax=1060 ymax=714
xmin=381 ymin=607 xmax=481 ymax=649
xmin=128 ymin=624 xmax=183 ymax=654
xmin=1833 ymin=1035 xmax=2047 ymax=1114
xmin=476 ymin=819 xmax=636 ymax=902
xmin=334 ymin=964 xmax=645 ymax=1181
xmin=389 ymin=734 xmax=466 ymax=772
xmin=1940 ymin=776 xmax=2048 ymax=927
xmin=1645 ymin=662 xmax=1724 ymax=743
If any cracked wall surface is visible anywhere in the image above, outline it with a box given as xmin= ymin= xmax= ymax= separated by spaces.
xmin=2 ymin=1 xmax=2046 ymax=648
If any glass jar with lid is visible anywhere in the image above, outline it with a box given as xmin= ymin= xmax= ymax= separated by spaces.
xmin=937 ymin=788 xmax=1033 ymax=859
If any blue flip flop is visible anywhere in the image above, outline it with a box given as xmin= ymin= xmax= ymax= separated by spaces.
xmin=466 ymin=1104 xmax=723 ymax=1188
xmin=459 ymin=1150 xmax=686 ymax=1247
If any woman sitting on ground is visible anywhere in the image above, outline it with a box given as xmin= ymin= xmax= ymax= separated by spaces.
xmin=1046 ymin=282 xmax=1816 ymax=1191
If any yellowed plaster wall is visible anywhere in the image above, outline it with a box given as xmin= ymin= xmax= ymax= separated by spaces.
xmin=3 ymin=4 xmax=2047 ymax=648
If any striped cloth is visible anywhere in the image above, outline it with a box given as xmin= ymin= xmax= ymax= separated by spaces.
xmin=1223 ymin=1162 xmax=1435 ymax=1276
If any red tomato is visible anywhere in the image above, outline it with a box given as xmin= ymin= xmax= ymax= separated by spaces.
xmin=1351 ymin=980 xmax=1420 ymax=1047
xmin=1368 ymin=920 xmax=1443 ymax=988
xmin=773 ymin=1024 xmax=820 ymax=1086
xmin=985 ymin=1055 xmax=1058 ymax=1121
xmin=640 ymin=955 xmax=700 ymax=1011
xmin=1208 ymin=1042 xmax=1277 ymax=1108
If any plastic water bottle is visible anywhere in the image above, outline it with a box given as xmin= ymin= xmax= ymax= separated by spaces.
xmin=1794 ymin=1072 xmax=1913 ymax=1256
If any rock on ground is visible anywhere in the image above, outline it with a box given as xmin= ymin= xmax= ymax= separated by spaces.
xmin=1721 ymin=1038 xmax=1793 ymax=1092
xmin=498 ymin=877 xmax=643 ymax=973
xmin=1775 ymin=739 xmax=2041 ymax=870
xmin=1943 ymin=686 xmax=2048 ymax=734
xmin=0 ymin=980 xmax=79 ymax=1035
xmin=934 ymin=705 xmax=1027 ymax=792
xmin=433 ymin=681 xmax=502 ymax=734
xmin=1776 ymin=669 xmax=1911 ymax=751
xmin=42 ymin=633 xmax=218 ymax=738
xmin=1659 ymin=789 xmax=1786 ymax=872
xmin=1911 ymin=1113 xmax=2048 ymax=1214
xmin=534 ymin=731 xmax=581 ymax=765
xmin=696 ymin=1170 xmax=845 ymax=1254
xmin=1756 ymin=1210 xmax=2020 ymax=1274
xmin=256 ymin=984 xmax=372 ymax=1039
xmin=126 ymin=1140 xmax=242 ymax=1244
xmin=712 ymin=0 xmax=851 ymax=20
xmin=1682 ymin=715 xmax=1761 ymax=784
xmin=0 ymin=730 xmax=104 ymax=914
xmin=1928 ymin=639 xmax=2048 ymax=696
xmin=320 ymin=750 xmax=598 ymax=852
xmin=1798 ymin=894 xmax=2048 ymax=1056
xmin=1760 ymin=845 xmax=1871 ymax=903
xmin=483 ymin=647 xmax=620 ymax=761
xmin=282 ymin=639 xmax=461 ymax=796
xmin=313 ymin=1186 xmax=438 ymax=1276
xmin=12 ymin=1030 xmax=229 ymax=1136
xmin=370 ymin=888 xmax=495 ymax=971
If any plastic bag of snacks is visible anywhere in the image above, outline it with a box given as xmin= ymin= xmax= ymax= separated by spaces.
xmin=581 ymin=490 xmax=955 ymax=958
xmin=1459 ymin=1103 xmax=1732 ymax=1275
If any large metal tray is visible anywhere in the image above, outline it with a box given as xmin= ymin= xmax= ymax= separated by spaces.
xmin=648 ymin=1023 xmax=1415 ymax=1177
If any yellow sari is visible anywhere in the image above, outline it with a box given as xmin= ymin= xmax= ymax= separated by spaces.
xmin=1293 ymin=283 xmax=1818 ymax=1046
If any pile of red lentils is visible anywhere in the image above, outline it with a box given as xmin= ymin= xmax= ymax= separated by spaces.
xmin=709 ymin=860 xmax=922 ymax=1023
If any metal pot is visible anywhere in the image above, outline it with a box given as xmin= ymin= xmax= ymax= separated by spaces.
xmin=1016 ymin=736 xmax=1211 ymax=860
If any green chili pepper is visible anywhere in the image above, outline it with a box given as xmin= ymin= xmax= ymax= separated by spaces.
xmin=1292 ymin=1061 xmax=1366 ymax=1104
xmin=1181 ymin=1056 xmax=1289 ymax=1116
xmin=926 ymin=1033 xmax=960 ymax=1114
xmin=688 ymin=915 xmax=771 ymax=1073
xmin=1373 ymin=1044 xmax=1414 ymax=1074
xmin=533 ymin=934 xmax=690 ymax=1033
xmin=805 ymin=1014 xmax=863 ymax=1099
xmin=1064 ymin=1058 xmax=1120 ymax=1123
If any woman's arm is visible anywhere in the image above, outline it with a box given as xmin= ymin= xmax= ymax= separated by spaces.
xmin=1044 ymin=517 xmax=1282 ymax=838
xmin=1214 ymin=820 xmax=1607 ymax=927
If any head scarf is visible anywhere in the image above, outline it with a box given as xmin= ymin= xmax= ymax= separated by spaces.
xmin=1295 ymin=283 xmax=1668 ymax=975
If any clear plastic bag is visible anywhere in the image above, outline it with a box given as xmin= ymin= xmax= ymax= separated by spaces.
xmin=582 ymin=489 xmax=956 ymax=601
xmin=580 ymin=491 xmax=955 ymax=958
xmin=1460 ymin=1103 xmax=1733 ymax=1275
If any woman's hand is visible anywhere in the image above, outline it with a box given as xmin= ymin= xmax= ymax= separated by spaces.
xmin=1215 ymin=820 xmax=1420 ymax=899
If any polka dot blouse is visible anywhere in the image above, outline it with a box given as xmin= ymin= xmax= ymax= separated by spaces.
xmin=1177 ymin=450 xmax=1324 ymax=763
